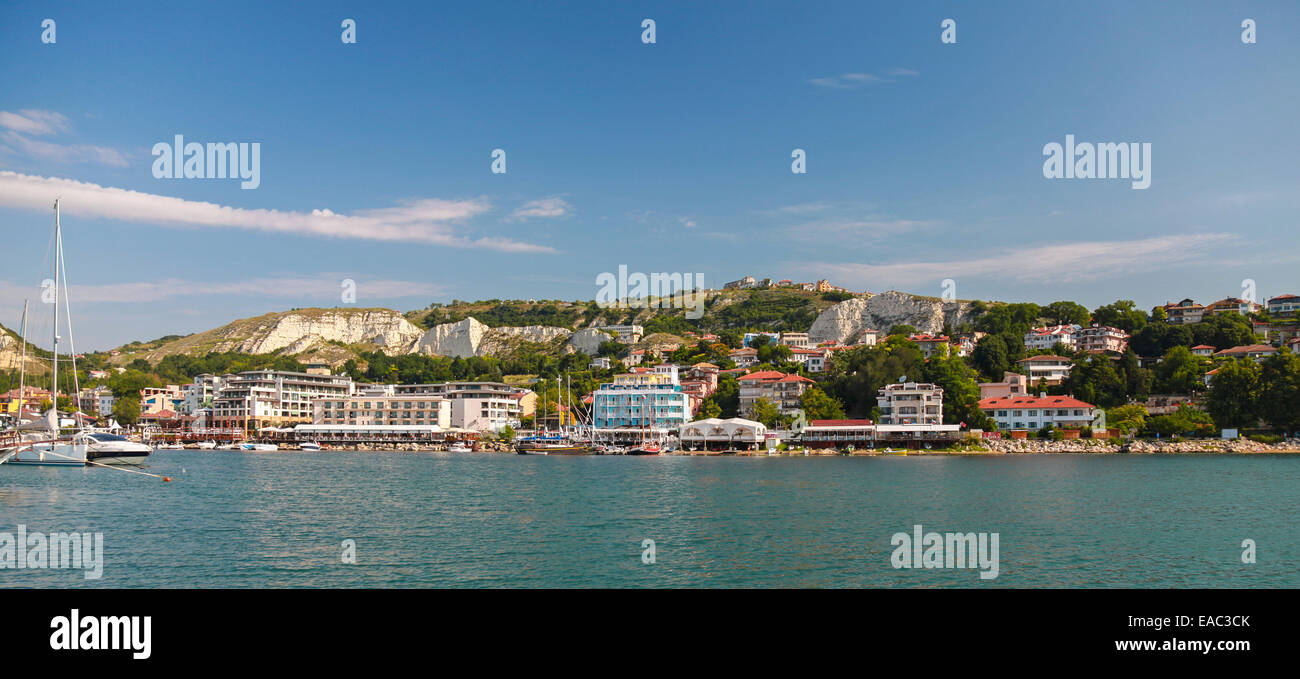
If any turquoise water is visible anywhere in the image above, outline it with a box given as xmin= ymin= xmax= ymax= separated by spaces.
xmin=2 ymin=450 xmax=1297 ymax=588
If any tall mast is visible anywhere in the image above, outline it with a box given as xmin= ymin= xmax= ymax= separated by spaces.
xmin=18 ymin=300 xmax=28 ymax=417
xmin=51 ymin=199 xmax=60 ymax=416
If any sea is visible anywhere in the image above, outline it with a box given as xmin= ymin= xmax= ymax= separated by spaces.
xmin=2 ymin=450 xmax=1297 ymax=588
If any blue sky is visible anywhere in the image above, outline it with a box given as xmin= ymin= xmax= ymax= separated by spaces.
xmin=1 ymin=1 xmax=1297 ymax=349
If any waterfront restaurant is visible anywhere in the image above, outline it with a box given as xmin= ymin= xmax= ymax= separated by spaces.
xmin=289 ymin=423 xmax=479 ymax=444
xmin=679 ymin=417 xmax=767 ymax=451
xmin=800 ymin=419 xmax=876 ymax=449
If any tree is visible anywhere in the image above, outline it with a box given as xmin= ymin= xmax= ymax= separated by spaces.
xmin=1119 ymin=349 xmax=1150 ymax=400
xmin=1060 ymin=355 xmax=1126 ymax=408
xmin=112 ymin=397 xmax=140 ymax=425
xmin=888 ymin=324 xmax=916 ymax=337
xmin=973 ymin=302 xmax=1043 ymax=336
xmin=749 ymin=397 xmax=782 ymax=428
xmin=922 ymin=354 xmax=991 ymax=428
xmin=1144 ymin=405 xmax=1214 ymax=438
xmin=712 ymin=375 xmax=740 ymax=418
xmin=1205 ymin=359 xmax=1261 ymax=430
xmin=797 ymin=387 xmax=846 ymax=421
xmin=1044 ymin=301 xmax=1090 ymax=326
xmin=1153 ymin=346 xmax=1206 ymax=395
xmin=1259 ymin=353 xmax=1300 ymax=435
xmin=499 ymin=425 xmax=516 ymax=442
xmin=1091 ymin=300 xmax=1147 ymax=333
xmin=695 ymin=399 xmax=722 ymax=420
xmin=972 ymin=335 xmax=1010 ymax=380
xmin=1106 ymin=404 xmax=1148 ymax=435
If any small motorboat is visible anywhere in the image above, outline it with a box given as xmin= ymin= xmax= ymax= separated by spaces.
xmin=239 ymin=443 xmax=279 ymax=452
xmin=299 ymin=442 xmax=322 ymax=451
xmin=446 ymin=443 xmax=472 ymax=453
xmin=195 ymin=440 xmax=217 ymax=450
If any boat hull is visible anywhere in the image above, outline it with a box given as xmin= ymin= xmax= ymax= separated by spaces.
xmin=7 ymin=441 xmax=87 ymax=466
xmin=86 ymin=441 xmax=152 ymax=465
xmin=515 ymin=445 xmax=589 ymax=455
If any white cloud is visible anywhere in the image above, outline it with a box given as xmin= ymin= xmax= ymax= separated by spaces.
xmin=1 ymin=131 xmax=129 ymax=167
xmin=788 ymin=217 xmax=937 ymax=239
xmin=0 ymin=171 xmax=557 ymax=252
xmin=792 ymin=233 xmax=1238 ymax=288
xmin=510 ymin=197 xmax=570 ymax=220
xmin=0 ymin=275 xmax=444 ymax=305
xmin=0 ymin=110 xmax=70 ymax=136
xmin=809 ymin=69 xmax=916 ymax=89
xmin=0 ymin=109 xmax=128 ymax=167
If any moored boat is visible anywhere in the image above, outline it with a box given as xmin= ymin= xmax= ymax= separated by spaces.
xmin=84 ymin=432 xmax=152 ymax=465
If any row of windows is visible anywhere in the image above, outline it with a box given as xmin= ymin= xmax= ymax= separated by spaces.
xmin=994 ymin=409 xmax=1087 ymax=417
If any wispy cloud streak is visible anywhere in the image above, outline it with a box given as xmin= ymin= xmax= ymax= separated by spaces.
xmin=0 ymin=171 xmax=557 ymax=252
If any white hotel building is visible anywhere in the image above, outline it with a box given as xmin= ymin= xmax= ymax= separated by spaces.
xmin=313 ymin=388 xmax=452 ymax=429
xmin=391 ymin=381 xmax=527 ymax=432
xmin=210 ymin=369 xmax=354 ymax=428
xmin=591 ymin=368 xmax=690 ymax=433
xmin=876 ymin=382 xmax=944 ymax=426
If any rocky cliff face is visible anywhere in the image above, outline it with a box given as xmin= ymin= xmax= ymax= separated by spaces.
xmin=0 ymin=334 xmax=21 ymax=371
xmin=415 ymin=317 xmax=602 ymax=358
xmin=213 ymin=309 xmax=425 ymax=355
xmin=808 ymin=291 xmax=977 ymax=343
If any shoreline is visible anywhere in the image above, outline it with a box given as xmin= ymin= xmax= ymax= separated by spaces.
xmin=157 ymin=443 xmax=1300 ymax=456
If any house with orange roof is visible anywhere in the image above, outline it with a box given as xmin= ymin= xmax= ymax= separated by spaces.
xmin=978 ymin=394 xmax=1097 ymax=431
xmin=737 ymin=370 xmax=815 ymax=416
xmin=1212 ymin=344 xmax=1279 ymax=361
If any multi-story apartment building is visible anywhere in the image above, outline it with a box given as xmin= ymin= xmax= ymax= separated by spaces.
xmin=1017 ymin=355 xmax=1073 ymax=385
xmin=180 ymin=374 xmax=224 ymax=415
xmin=728 ymin=347 xmax=759 ymax=368
xmin=1162 ymin=299 xmax=1205 ymax=324
xmin=391 ymin=381 xmax=529 ymax=432
xmin=210 ymin=370 xmax=353 ymax=428
xmin=599 ymin=324 xmax=644 ymax=344
xmin=907 ymin=334 xmax=951 ymax=358
xmin=737 ymin=370 xmax=815 ymax=416
xmin=789 ymin=347 xmax=827 ymax=372
xmin=1268 ymin=294 xmax=1299 ymax=317
xmin=313 ymin=389 xmax=451 ymax=429
xmin=979 ymin=372 xmax=1029 ymax=400
xmin=1024 ymin=325 xmax=1079 ymax=352
xmin=876 ymin=382 xmax=944 ymax=425
xmin=1205 ymin=297 xmax=1262 ymax=316
xmin=1075 ymin=325 xmax=1129 ymax=354
xmin=591 ymin=371 xmax=689 ymax=430
xmin=139 ymin=385 xmax=184 ymax=415
xmin=978 ymin=395 xmax=1096 ymax=431
xmin=98 ymin=390 xmax=116 ymax=418
xmin=779 ymin=332 xmax=810 ymax=349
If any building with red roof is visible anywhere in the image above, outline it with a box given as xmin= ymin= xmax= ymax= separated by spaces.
xmin=738 ymin=370 xmax=815 ymax=416
xmin=978 ymin=395 xmax=1097 ymax=431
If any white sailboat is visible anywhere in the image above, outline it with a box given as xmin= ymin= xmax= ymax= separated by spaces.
xmin=4 ymin=199 xmax=90 ymax=466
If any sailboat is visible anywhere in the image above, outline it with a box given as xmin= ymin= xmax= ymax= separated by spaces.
xmin=3 ymin=200 xmax=93 ymax=466
xmin=626 ymin=392 xmax=661 ymax=455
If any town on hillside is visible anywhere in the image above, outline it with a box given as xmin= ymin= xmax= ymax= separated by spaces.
xmin=4 ymin=288 xmax=1298 ymax=453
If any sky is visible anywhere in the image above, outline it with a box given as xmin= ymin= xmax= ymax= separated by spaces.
xmin=1 ymin=1 xmax=1298 ymax=350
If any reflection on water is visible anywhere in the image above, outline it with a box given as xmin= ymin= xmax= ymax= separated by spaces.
xmin=1 ymin=451 xmax=1296 ymax=588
